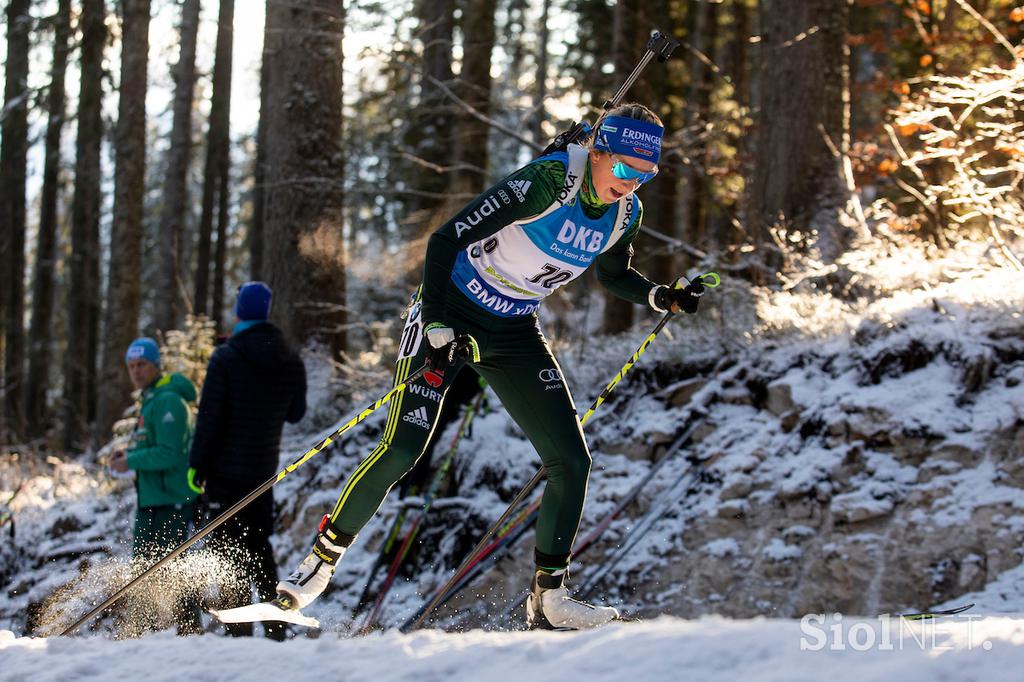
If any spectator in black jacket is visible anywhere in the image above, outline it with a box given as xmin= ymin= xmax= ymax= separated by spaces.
xmin=190 ymin=281 xmax=306 ymax=639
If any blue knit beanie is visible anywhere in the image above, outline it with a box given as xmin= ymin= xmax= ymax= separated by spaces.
xmin=125 ymin=337 xmax=161 ymax=367
xmin=235 ymin=281 xmax=273 ymax=321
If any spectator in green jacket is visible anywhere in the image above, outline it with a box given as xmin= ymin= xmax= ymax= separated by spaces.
xmin=109 ymin=337 xmax=201 ymax=635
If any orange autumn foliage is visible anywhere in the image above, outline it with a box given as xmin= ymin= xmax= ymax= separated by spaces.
xmin=878 ymin=158 xmax=900 ymax=174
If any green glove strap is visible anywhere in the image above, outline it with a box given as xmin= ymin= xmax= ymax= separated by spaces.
xmin=424 ymin=321 xmax=449 ymax=334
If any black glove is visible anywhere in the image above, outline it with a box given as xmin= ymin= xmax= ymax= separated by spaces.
xmin=424 ymin=323 xmax=469 ymax=372
xmin=654 ymin=278 xmax=704 ymax=315
xmin=425 ymin=340 xmax=461 ymax=372
xmin=421 ymin=319 xmax=481 ymax=368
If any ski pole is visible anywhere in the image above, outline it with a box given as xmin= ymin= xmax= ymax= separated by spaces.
xmin=404 ymin=273 xmax=720 ymax=631
xmin=60 ymin=338 xmax=482 ymax=636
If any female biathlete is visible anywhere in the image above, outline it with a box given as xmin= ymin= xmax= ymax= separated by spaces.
xmin=277 ymin=103 xmax=704 ymax=630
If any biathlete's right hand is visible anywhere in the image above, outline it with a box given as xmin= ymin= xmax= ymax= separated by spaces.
xmin=424 ymin=322 xmax=459 ymax=371
xmin=424 ymin=322 xmax=455 ymax=350
xmin=423 ymin=322 xmax=482 ymax=371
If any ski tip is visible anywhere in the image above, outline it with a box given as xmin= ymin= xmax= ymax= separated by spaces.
xmin=897 ymin=602 xmax=976 ymax=620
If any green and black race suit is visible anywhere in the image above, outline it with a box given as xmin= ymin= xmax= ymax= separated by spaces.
xmin=421 ymin=144 xmax=658 ymax=324
xmin=328 ymin=148 xmax=663 ymax=569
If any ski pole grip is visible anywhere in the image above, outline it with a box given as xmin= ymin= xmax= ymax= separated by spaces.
xmin=695 ymin=272 xmax=721 ymax=288
xmin=671 ymin=272 xmax=720 ymax=291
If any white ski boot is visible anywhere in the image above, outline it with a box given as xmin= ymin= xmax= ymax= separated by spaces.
xmin=276 ymin=520 xmax=349 ymax=610
xmin=526 ymin=569 xmax=620 ymax=630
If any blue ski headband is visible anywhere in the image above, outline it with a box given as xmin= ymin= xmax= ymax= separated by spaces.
xmin=594 ymin=115 xmax=664 ymax=164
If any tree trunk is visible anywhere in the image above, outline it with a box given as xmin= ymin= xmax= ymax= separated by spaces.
xmin=262 ymin=0 xmax=346 ymax=353
xmin=403 ymin=0 xmax=454 ymax=235
xmin=619 ymin=0 xmax=685 ymax=288
xmin=194 ymin=173 xmax=215 ymax=315
xmin=1 ymin=0 xmax=32 ymax=440
xmin=452 ymin=0 xmax=497 ymax=196
xmin=195 ymin=0 xmax=235 ymax=322
xmin=208 ymin=0 xmax=235 ymax=329
xmin=96 ymin=0 xmax=151 ymax=440
xmin=153 ymin=0 xmax=201 ymax=333
xmin=749 ymin=0 xmax=859 ymax=270
xmin=728 ymin=0 xmax=751 ymax=109
xmin=64 ymin=0 xmax=107 ymax=451
xmin=212 ymin=153 xmax=230 ymax=328
xmin=532 ymin=0 xmax=550 ymax=148
xmin=27 ymin=0 xmax=72 ymax=438
xmin=601 ymin=0 xmax=643 ymax=335
xmin=649 ymin=162 xmax=681 ymax=285
xmin=679 ymin=0 xmax=718 ymax=248
xmin=250 ymin=20 xmax=270 ymax=281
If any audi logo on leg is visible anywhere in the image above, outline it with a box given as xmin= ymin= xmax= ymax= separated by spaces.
xmin=538 ymin=369 xmax=562 ymax=383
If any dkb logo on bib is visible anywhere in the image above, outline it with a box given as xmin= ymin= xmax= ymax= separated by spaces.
xmin=556 ymin=219 xmax=604 ymax=253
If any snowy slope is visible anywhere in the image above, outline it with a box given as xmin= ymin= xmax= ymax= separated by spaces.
xmin=1 ymin=237 xmax=1023 ymax=677
xmin=5 ymin=615 xmax=1024 ymax=682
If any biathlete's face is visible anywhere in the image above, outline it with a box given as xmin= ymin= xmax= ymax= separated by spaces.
xmin=588 ymin=149 xmax=659 ymax=204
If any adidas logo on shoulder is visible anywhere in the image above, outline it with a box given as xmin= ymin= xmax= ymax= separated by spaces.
xmin=507 ymin=179 xmax=532 ymax=203
xmin=402 ymin=406 xmax=432 ymax=429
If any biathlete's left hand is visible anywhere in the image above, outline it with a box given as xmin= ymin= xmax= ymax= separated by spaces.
xmin=654 ymin=277 xmax=704 ymax=315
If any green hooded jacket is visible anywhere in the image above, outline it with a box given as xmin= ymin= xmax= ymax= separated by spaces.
xmin=126 ymin=372 xmax=199 ymax=508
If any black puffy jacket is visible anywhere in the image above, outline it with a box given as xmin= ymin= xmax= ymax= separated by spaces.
xmin=189 ymin=322 xmax=307 ymax=485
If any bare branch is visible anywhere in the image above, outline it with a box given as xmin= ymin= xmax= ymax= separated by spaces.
xmin=884 ymin=123 xmax=928 ymax=184
xmin=398 ymin=150 xmax=486 ymax=177
xmin=256 ymin=176 xmax=477 ymax=201
xmin=639 ymin=225 xmax=708 ymax=259
xmin=425 ymin=74 xmax=544 ymax=153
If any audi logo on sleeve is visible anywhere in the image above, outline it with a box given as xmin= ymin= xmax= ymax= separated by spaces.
xmin=538 ymin=368 xmax=562 ymax=383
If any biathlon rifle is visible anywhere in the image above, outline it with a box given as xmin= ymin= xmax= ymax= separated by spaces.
xmin=542 ymin=29 xmax=680 ymax=155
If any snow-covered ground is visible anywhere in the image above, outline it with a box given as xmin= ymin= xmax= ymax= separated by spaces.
xmin=2 ymin=237 xmax=1023 ymax=679
xmin=5 ymin=614 xmax=1024 ymax=681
